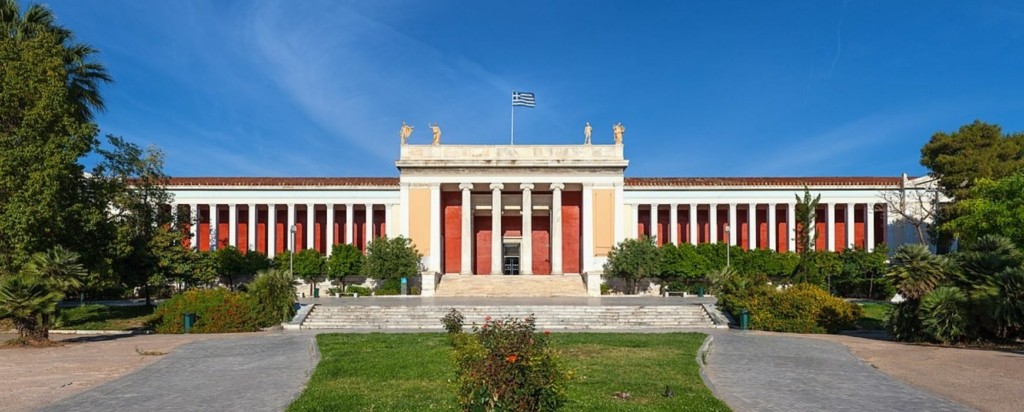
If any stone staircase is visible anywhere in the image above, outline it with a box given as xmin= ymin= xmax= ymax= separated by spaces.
xmin=435 ymin=275 xmax=588 ymax=297
xmin=300 ymin=304 xmax=716 ymax=330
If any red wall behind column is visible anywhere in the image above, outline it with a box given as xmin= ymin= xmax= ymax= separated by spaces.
xmin=835 ymin=205 xmax=848 ymax=251
xmin=237 ymin=206 xmax=249 ymax=253
xmin=815 ymin=208 xmax=826 ymax=251
xmin=637 ymin=210 xmax=649 ymax=239
xmin=562 ymin=191 xmax=581 ymax=274
xmin=275 ymin=210 xmax=286 ymax=253
xmin=777 ymin=208 xmax=788 ymax=252
xmin=677 ymin=209 xmax=689 ymax=244
xmin=217 ymin=210 xmax=229 ymax=249
xmin=874 ymin=206 xmax=886 ymax=247
xmin=757 ymin=209 xmax=768 ymax=250
xmin=315 ymin=209 xmax=326 ymax=254
xmin=198 ymin=208 xmax=210 ymax=251
xmin=716 ymin=209 xmax=728 ymax=244
xmin=474 ymin=216 xmax=491 ymax=274
xmin=854 ymin=205 xmax=865 ymax=249
xmin=502 ymin=216 xmax=522 ymax=237
xmin=257 ymin=208 xmax=268 ymax=254
xmin=443 ymin=192 xmax=461 ymax=274
xmin=374 ymin=210 xmax=385 ymax=239
xmin=657 ymin=209 xmax=669 ymax=245
xmin=697 ymin=209 xmax=709 ymax=243
xmin=353 ymin=211 xmax=366 ymax=252
xmin=532 ymin=216 xmax=551 ymax=274
xmin=738 ymin=209 xmax=750 ymax=250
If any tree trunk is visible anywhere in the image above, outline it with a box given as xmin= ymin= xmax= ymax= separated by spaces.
xmin=144 ymin=284 xmax=151 ymax=306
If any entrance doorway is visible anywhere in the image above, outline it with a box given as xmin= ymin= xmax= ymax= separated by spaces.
xmin=502 ymin=242 xmax=520 ymax=275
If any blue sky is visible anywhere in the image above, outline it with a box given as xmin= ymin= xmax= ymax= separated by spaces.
xmin=44 ymin=1 xmax=1024 ymax=178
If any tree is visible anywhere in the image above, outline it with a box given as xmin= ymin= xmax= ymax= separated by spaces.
xmin=0 ymin=273 xmax=62 ymax=342
xmin=361 ymin=237 xmax=422 ymax=281
xmin=879 ymin=180 xmax=941 ymax=245
xmin=794 ymin=187 xmax=821 ymax=254
xmin=212 ymin=246 xmax=246 ymax=290
xmin=920 ymin=120 xmax=1024 ymax=202
xmin=245 ymin=269 xmax=297 ymax=325
xmin=943 ymin=173 xmax=1024 ymax=249
xmin=658 ymin=243 xmax=709 ymax=280
xmin=293 ymin=249 xmax=325 ymax=295
xmin=21 ymin=245 xmax=85 ymax=295
xmin=326 ymin=243 xmax=363 ymax=289
xmin=886 ymin=244 xmax=948 ymax=301
xmin=603 ymin=237 xmax=661 ymax=294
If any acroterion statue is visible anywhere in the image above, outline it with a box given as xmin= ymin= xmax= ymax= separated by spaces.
xmin=612 ymin=122 xmax=625 ymax=145
xmin=430 ymin=122 xmax=441 ymax=145
xmin=399 ymin=121 xmax=414 ymax=145
xmin=584 ymin=122 xmax=592 ymax=145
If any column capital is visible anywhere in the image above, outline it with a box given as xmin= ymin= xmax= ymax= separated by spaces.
xmin=768 ymin=202 xmax=777 ymax=207
xmin=459 ymin=182 xmax=474 ymax=191
xmin=247 ymin=203 xmax=256 ymax=208
xmin=489 ymin=183 xmax=504 ymax=191
xmin=669 ymin=203 xmax=678 ymax=208
xmin=549 ymin=182 xmax=565 ymax=191
xmin=326 ymin=203 xmax=334 ymax=209
xmin=519 ymin=183 xmax=535 ymax=191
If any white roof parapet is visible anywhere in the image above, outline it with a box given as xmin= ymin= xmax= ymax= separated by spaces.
xmin=396 ymin=144 xmax=628 ymax=169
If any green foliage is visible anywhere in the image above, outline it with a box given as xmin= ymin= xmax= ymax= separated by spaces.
xmin=734 ymin=248 xmax=801 ymax=279
xmin=245 ymin=269 xmax=297 ymax=326
xmin=944 ymin=173 xmax=1024 ymax=248
xmin=833 ymin=246 xmax=890 ymax=299
xmin=212 ymin=246 xmax=246 ymax=289
xmin=453 ymin=315 xmax=569 ymax=411
xmin=292 ymin=248 xmax=325 ymax=286
xmin=441 ymin=308 xmax=464 ymax=334
xmin=658 ymin=243 xmax=709 ymax=279
xmin=886 ymin=244 xmax=948 ymax=300
xmin=734 ymin=283 xmax=862 ymax=334
xmin=0 ymin=273 xmax=63 ymax=341
xmin=603 ymin=236 xmax=661 ymax=294
xmin=791 ymin=251 xmax=840 ymax=287
xmin=22 ymin=245 xmax=85 ymax=294
xmin=361 ymin=236 xmax=422 ymax=280
xmin=988 ymin=266 xmax=1024 ymax=339
xmin=795 ymin=187 xmax=821 ymax=254
xmin=151 ymin=288 xmax=258 ymax=334
xmin=375 ymin=278 xmax=402 ymax=295
xmin=955 ymin=235 xmax=1022 ymax=287
xmin=885 ymin=300 xmax=926 ymax=342
xmin=345 ymin=285 xmax=371 ymax=296
xmin=920 ymin=120 xmax=1024 ymax=202
xmin=54 ymin=304 xmax=154 ymax=331
xmin=920 ymin=286 xmax=970 ymax=344
xmin=326 ymin=243 xmax=363 ymax=284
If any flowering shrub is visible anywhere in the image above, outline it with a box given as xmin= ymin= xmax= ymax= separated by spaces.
xmin=736 ymin=283 xmax=862 ymax=333
xmin=441 ymin=308 xmax=465 ymax=334
xmin=451 ymin=315 xmax=568 ymax=411
xmin=152 ymin=289 xmax=259 ymax=333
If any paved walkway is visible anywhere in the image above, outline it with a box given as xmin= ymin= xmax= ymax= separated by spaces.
xmin=705 ymin=331 xmax=971 ymax=412
xmin=39 ymin=333 xmax=316 ymax=412
xmin=299 ymin=295 xmax=716 ymax=306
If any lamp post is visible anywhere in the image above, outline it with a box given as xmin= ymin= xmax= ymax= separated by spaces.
xmin=724 ymin=223 xmax=731 ymax=267
xmin=289 ymin=224 xmax=297 ymax=276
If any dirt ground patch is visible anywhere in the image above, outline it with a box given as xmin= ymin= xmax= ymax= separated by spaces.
xmin=0 ymin=332 xmax=226 ymax=412
xmin=805 ymin=332 xmax=1024 ymax=412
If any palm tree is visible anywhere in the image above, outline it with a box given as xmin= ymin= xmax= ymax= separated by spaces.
xmin=886 ymin=244 xmax=948 ymax=300
xmin=0 ymin=274 xmax=63 ymax=342
xmin=23 ymin=245 xmax=86 ymax=294
xmin=1 ymin=0 xmax=112 ymax=121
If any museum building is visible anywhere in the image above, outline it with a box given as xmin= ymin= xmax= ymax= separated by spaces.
xmin=166 ymin=142 xmax=930 ymax=295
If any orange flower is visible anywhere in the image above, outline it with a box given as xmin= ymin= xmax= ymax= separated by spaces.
xmin=507 ymin=354 xmax=518 ymax=363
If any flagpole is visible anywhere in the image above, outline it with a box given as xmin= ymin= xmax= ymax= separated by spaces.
xmin=510 ymin=91 xmax=515 ymax=145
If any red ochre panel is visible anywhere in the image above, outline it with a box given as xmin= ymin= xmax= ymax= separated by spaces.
xmin=474 ymin=215 xmax=492 ymax=274
xmin=835 ymin=205 xmax=848 ymax=251
xmin=562 ymin=191 xmax=581 ymax=274
xmin=198 ymin=208 xmax=210 ymax=252
xmin=374 ymin=210 xmax=386 ymax=239
xmin=757 ymin=209 xmax=768 ymax=250
xmin=637 ymin=210 xmax=650 ymax=239
xmin=697 ymin=209 xmax=709 ymax=244
xmin=217 ymin=209 xmax=229 ymax=249
xmin=854 ymin=205 xmax=865 ymax=249
xmin=874 ymin=206 xmax=886 ymax=247
xmin=738 ymin=208 xmax=750 ymax=250
xmin=237 ymin=207 xmax=248 ymax=253
xmin=353 ymin=210 xmax=366 ymax=252
xmin=442 ymin=192 xmax=461 ymax=274
xmin=275 ymin=209 xmax=287 ymax=254
xmin=502 ymin=216 xmax=522 ymax=237
xmin=657 ymin=208 xmax=669 ymax=246
xmin=716 ymin=209 xmax=728 ymax=245
xmin=815 ymin=208 xmax=826 ymax=251
xmin=257 ymin=208 xmax=268 ymax=254
xmin=314 ymin=209 xmax=326 ymax=254
xmin=532 ymin=216 xmax=551 ymax=275
xmin=777 ymin=209 xmax=789 ymax=253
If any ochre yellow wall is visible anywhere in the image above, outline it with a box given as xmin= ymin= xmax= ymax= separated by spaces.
xmin=592 ymin=189 xmax=614 ymax=257
xmin=408 ymin=188 xmax=431 ymax=255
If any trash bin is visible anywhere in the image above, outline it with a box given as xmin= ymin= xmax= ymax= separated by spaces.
xmin=739 ymin=309 xmax=749 ymax=330
xmin=696 ymin=285 xmax=705 ymax=298
xmin=183 ymin=312 xmax=196 ymax=334
xmin=313 ymin=287 xmax=320 ymax=298
xmin=400 ymin=277 xmax=408 ymax=295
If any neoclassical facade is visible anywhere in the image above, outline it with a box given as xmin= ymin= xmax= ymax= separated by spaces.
xmin=168 ymin=142 xmax=930 ymax=289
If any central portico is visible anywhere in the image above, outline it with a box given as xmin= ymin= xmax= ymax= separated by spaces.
xmin=397 ymin=143 xmax=628 ymax=277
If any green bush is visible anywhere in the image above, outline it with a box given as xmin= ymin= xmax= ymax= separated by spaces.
xmin=346 ymin=285 xmax=371 ymax=296
xmin=151 ymin=289 xmax=258 ymax=333
xmin=733 ymin=283 xmax=861 ymax=333
xmin=375 ymin=278 xmax=401 ymax=295
xmin=884 ymin=300 xmax=926 ymax=342
xmin=920 ymin=286 xmax=970 ymax=344
xmin=440 ymin=308 xmax=464 ymax=334
xmin=245 ymin=269 xmax=297 ymax=327
xmin=453 ymin=315 xmax=569 ymax=411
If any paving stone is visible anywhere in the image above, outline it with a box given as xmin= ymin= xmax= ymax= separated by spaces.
xmin=39 ymin=333 xmax=316 ymax=412
xmin=705 ymin=332 xmax=972 ymax=412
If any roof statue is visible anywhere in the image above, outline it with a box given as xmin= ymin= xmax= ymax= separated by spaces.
xmin=613 ymin=122 xmax=625 ymax=145
xmin=399 ymin=121 xmax=413 ymax=145
xmin=584 ymin=121 xmax=592 ymax=145
xmin=430 ymin=122 xmax=441 ymax=145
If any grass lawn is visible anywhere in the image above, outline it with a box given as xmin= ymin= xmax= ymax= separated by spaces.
xmin=288 ymin=333 xmax=729 ymax=412
xmin=855 ymin=301 xmax=891 ymax=331
xmin=57 ymin=304 xmax=155 ymax=331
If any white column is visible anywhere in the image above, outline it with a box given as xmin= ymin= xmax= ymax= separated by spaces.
xmin=384 ymin=203 xmax=393 ymax=238
xmin=365 ymin=204 xmax=375 ymax=246
xmin=630 ymin=204 xmax=639 ymax=239
xmin=345 ymin=204 xmax=354 ymax=244
xmin=521 ymin=183 xmax=534 ymax=275
xmin=189 ymin=204 xmax=198 ymax=250
xmin=209 ymin=204 xmax=219 ymax=250
xmin=326 ymin=204 xmax=335 ymax=256
xmin=669 ymin=204 xmax=678 ymax=245
xmin=728 ymin=203 xmax=738 ymax=245
xmin=649 ymin=203 xmax=659 ymax=241
xmin=787 ymin=203 xmax=797 ymax=252
xmin=866 ymin=203 xmax=876 ymax=252
xmin=490 ymin=183 xmax=504 ymax=275
xmin=286 ymin=204 xmax=296 ymax=252
xmin=429 ymin=185 xmax=441 ymax=272
xmin=826 ymin=203 xmax=836 ymax=251
xmin=306 ymin=203 xmax=316 ymax=252
xmin=582 ymin=184 xmax=594 ymax=273
xmin=247 ymin=204 xmax=256 ymax=252
xmin=460 ymin=183 xmax=474 ymax=274
xmin=747 ymin=204 xmax=757 ymax=250
xmin=688 ymin=204 xmax=698 ymax=245
xmin=809 ymin=204 xmax=818 ymax=251
xmin=267 ymin=204 xmax=277 ymax=258
xmin=768 ymin=203 xmax=777 ymax=251
xmin=709 ymin=204 xmax=718 ymax=243
xmin=228 ymin=204 xmax=238 ymax=248
xmin=551 ymin=183 xmax=564 ymax=275
xmin=846 ymin=202 xmax=856 ymax=249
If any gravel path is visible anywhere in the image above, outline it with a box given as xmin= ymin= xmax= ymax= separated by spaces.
xmin=38 ymin=333 xmax=317 ymax=412
xmin=705 ymin=331 xmax=970 ymax=412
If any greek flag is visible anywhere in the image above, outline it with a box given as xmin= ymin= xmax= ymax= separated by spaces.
xmin=512 ymin=91 xmax=535 ymax=108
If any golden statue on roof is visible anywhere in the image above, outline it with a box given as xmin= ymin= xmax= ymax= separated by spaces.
xmin=399 ymin=121 xmax=413 ymax=145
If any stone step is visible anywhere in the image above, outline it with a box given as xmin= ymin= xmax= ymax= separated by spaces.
xmin=435 ymin=275 xmax=588 ymax=297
